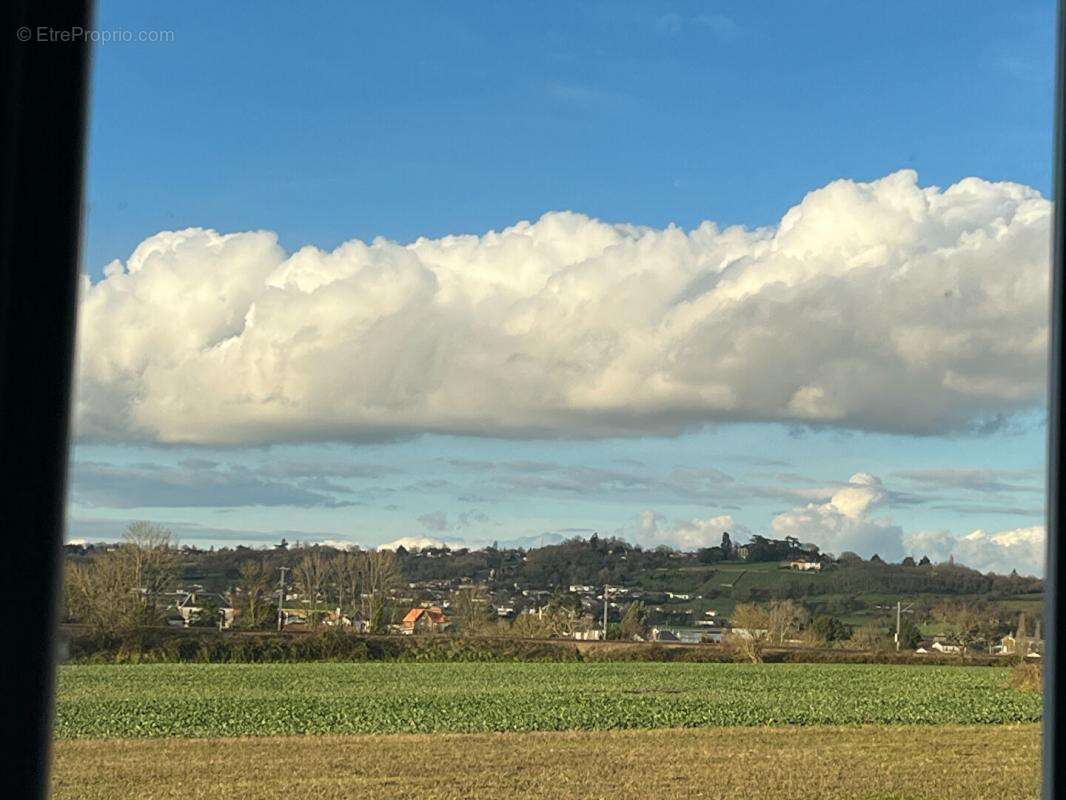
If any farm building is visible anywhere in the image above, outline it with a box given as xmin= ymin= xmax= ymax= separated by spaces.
xmin=650 ymin=626 xmax=716 ymax=644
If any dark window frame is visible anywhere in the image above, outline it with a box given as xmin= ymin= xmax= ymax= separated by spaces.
xmin=1044 ymin=5 xmax=1066 ymax=797
xmin=2 ymin=2 xmax=91 ymax=799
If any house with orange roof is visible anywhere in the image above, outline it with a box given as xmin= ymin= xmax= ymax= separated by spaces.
xmin=400 ymin=606 xmax=450 ymax=634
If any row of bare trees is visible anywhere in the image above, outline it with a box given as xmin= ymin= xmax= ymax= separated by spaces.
xmin=63 ymin=523 xmax=402 ymax=635
xmin=238 ymin=548 xmax=401 ymax=632
xmin=64 ymin=522 xmax=179 ymax=634
xmin=443 ymin=589 xmax=652 ymax=640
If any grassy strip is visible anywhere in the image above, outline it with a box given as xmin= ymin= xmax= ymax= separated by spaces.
xmin=51 ymin=724 xmax=1041 ymax=800
xmin=54 ymin=662 xmax=1041 ymax=738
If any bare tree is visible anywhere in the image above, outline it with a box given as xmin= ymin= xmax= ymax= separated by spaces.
xmin=235 ymin=560 xmax=273 ymax=629
xmin=510 ymin=611 xmax=550 ymax=638
xmin=541 ymin=595 xmax=582 ymax=638
xmin=726 ymin=603 xmax=771 ymax=663
xmin=851 ymin=621 xmax=890 ymax=651
xmin=328 ymin=550 xmax=364 ymax=620
xmin=932 ymin=600 xmax=992 ymax=656
xmin=449 ymin=586 xmax=495 ymax=636
xmin=766 ymin=599 xmax=807 ymax=645
xmin=618 ymin=601 xmax=648 ymax=640
xmin=360 ymin=549 xmax=400 ymax=633
xmin=63 ymin=522 xmax=177 ymax=633
xmin=121 ymin=522 xmax=178 ymax=625
xmin=293 ymin=549 xmax=327 ymax=628
xmin=64 ymin=558 xmax=139 ymax=633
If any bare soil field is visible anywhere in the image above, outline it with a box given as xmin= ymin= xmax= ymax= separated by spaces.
xmin=51 ymin=723 xmax=1040 ymax=800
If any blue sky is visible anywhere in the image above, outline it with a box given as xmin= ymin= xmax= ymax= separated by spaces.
xmin=70 ymin=1 xmax=1055 ymax=572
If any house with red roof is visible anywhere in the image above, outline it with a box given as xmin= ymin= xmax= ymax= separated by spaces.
xmin=400 ymin=606 xmax=450 ymax=634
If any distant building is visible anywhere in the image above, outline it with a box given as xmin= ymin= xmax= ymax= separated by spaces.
xmin=997 ymin=633 xmax=1045 ymax=657
xmin=573 ymin=629 xmax=604 ymax=641
xmin=650 ymin=626 xmax=718 ymax=644
xmin=325 ymin=609 xmax=370 ymax=633
xmin=786 ymin=560 xmax=823 ymax=572
xmin=174 ymin=591 xmax=236 ymax=629
xmin=400 ymin=606 xmax=450 ymax=634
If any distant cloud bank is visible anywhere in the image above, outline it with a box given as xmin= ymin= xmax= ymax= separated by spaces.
xmin=783 ymin=471 xmax=1044 ymax=574
xmin=75 ymin=170 xmax=1049 ymax=445
xmin=643 ymin=471 xmax=1046 ymax=576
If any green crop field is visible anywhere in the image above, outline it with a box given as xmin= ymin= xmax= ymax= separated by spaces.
xmin=54 ymin=661 xmax=1041 ymax=739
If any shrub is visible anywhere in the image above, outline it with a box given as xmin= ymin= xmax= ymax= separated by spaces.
xmin=58 ymin=626 xmax=1014 ymax=667
xmin=1011 ymin=661 xmax=1043 ymax=693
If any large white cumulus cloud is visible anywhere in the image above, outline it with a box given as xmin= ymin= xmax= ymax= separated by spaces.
xmin=623 ymin=510 xmax=749 ymax=551
xmin=74 ymin=170 xmax=1050 ymax=445
xmin=771 ymin=473 xmax=905 ymax=561
xmin=902 ymin=526 xmax=1045 ymax=577
xmin=769 ymin=472 xmax=1045 ymax=576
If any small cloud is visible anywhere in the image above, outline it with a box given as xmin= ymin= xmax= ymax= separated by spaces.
xmin=457 ymin=509 xmax=490 ymax=527
xmin=417 ymin=511 xmax=448 ymax=532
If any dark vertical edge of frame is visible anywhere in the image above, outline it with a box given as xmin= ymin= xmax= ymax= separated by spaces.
xmin=0 ymin=2 xmax=92 ymax=799
xmin=1048 ymin=3 xmax=1066 ymax=799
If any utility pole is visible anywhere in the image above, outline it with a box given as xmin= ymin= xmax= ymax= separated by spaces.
xmin=895 ymin=600 xmax=914 ymax=651
xmin=603 ymin=584 xmax=609 ymax=640
xmin=896 ymin=601 xmax=901 ymax=650
xmin=276 ymin=566 xmax=290 ymax=632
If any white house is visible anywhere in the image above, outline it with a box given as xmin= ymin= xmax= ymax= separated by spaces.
xmin=573 ymin=629 xmax=605 ymax=641
xmin=174 ymin=591 xmax=236 ymax=629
